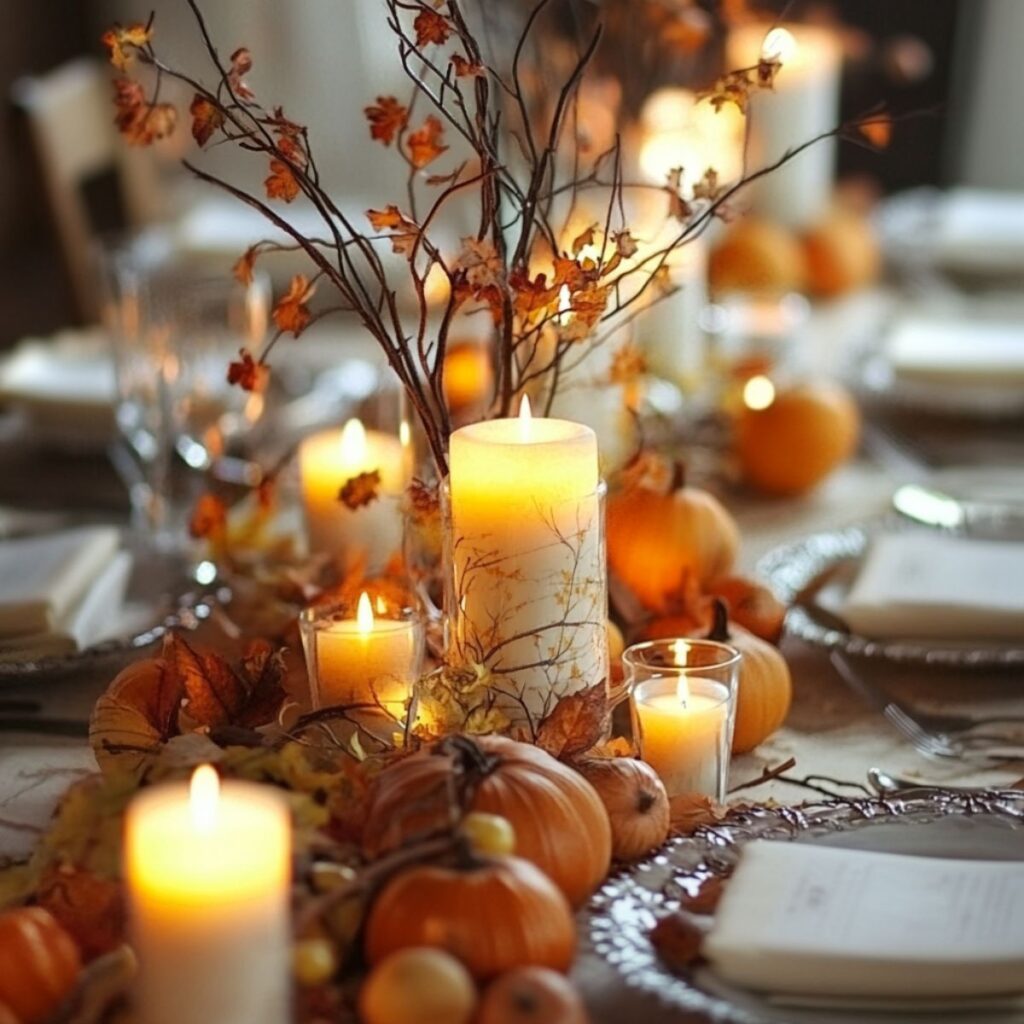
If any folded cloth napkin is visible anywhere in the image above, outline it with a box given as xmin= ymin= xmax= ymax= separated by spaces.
xmin=886 ymin=316 xmax=1024 ymax=388
xmin=0 ymin=526 xmax=121 ymax=638
xmin=934 ymin=188 xmax=1024 ymax=271
xmin=0 ymin=329 xmax=116 ymax=446
xmin=842 ymin=532 xmax=1024 ymax=640
xmin=0 ymin=550 xmax=133 ymax=662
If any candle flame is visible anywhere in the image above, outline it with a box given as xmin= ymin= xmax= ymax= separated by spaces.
xmin=189 ymin=764 xmax=219 ymax=833
xmin=676 ymin=676 xmax=690 ymax=708
xmin=761 ymin=27 xmax=797 ymax=64
xmin=357 ymin=591 xmax=374 ymax=634
xmin=399 ymin=420 xmax=411 ymax=449
xmin=375 ymin=595 xmax=387 ymax=615
xmin=672 ymin=639 xmax=691 ymax=666
xmin=557 ymin=284 xmax=572 ymax=326
xmin=743 ymin=375 xmax=776 ymax=411
xmin=518 ymin=394 xmax=533 ymax=441
xmin=339 ymin=418 xmax=367 ymax=463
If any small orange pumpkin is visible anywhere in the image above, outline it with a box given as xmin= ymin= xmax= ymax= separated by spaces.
xmin=607 ymin=483 xmax=739 ymax=613
xmin=362 ymin=736 xmax=611 ymax=908
xmin=709 ymin=218 xmax=807 ymax=297
xmin=364 ymin=856 xmax=575 ymax=981
xmin=0 ymin=907 xmax=82 ymax=1024
xmin=734 ymin=380 xmax=860 ymax=496
xmin=803 ymin=209 xmax=880 ymax=298
xmin=574 ymin=757 xmax=669 ymax=862
xmin=704 ymin=576 xmax=786 ymax=643
xmin=706 ymin=600 xmax=792 ymax=753
xmin=477 ymin=966 xmax=590 ymax=1024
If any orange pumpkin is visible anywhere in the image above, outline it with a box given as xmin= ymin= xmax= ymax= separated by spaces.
xmin=706 ymin=601 xmax=791 ymax=753
xmin=803 ymin=209 xmax=879 ymax=297
xmin=607 ymin=485 xmax=739 ymax=613
xmin=704 ymin=576 xmax=786 ymax=643
xmin=574 ymin=758 xmax=669 ymax=862
xmin=363 ymin=736 xmax=611 ymax=908
xmin=359 ymin=948 xmax=477 ymax=1024
xmin=709 ymin=218 xmax=807 ymax=297
xmin=734 ymin=380 xmax=860 ymax=496
xmin=364 ymin=856 xmax=575 ymax=980
xmin=0 ymin=907 xmax=82 ymax=1024
xmin=478 ymin=966 xmax=590 ymax=1024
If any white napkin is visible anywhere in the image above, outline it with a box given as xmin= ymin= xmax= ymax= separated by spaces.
xmin=842 ymin=532 xmax=1024 ymax=640
xmin=0 ymin=550 xmax=133 ymax=662
xmin=0 ymin=526 xmax=121 ymax=637
xmin=885 ymin=316 xmax=1024 ymax=387
xmin=934 ymin=188 xmax=1024 ymax=271
xmin=0 ymin=329 xmax=116 ymax=444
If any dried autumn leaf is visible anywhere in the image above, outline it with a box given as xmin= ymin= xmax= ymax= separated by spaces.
xmin=406 ymin=115 xmax=448 ymax=169
xmin=858 ymin=114 xmax=893 ymax=149
xmin=188 ymin=493 xmax=228 ymax=541
xmin=455 ymin=236 xmax=502 ymax=290
xmin=650 ymin=911 xmax=706 ymax=970
xmin=233 ymin=246 xmax=257 ymax=286
xmin=227 ymin=46 xmax=255 ymax=101
xmin=112 ymin=78 xmax=177 ymax=146
xmin=666 ymin=167 xmax=693 ymax=222
xmin=569 ymin=282 xmax=612 ymax=328
xmin=189 ymin=93 xmax=224 ymax=146
xmin=571 ymin=225 xmax=597 ymax=257
xmin=367 ymin=205 xmax=420 ymax=256
xmin=265 ymin=158 xmax=300 ymax=203
xmin=365 ymin=95 xmax=408 ymax=146
xmin=609 ymin=342 xmax=647 ymax=385
xmin=510 ymin=270 xmax=557 ymax=319
xmin=691 ymin=167 xmax=722 ymax=203
xmin=36 ymin=865 xmax=126 ymax=960
xmin=678 ymin=874 xmax=727 ymax=915
xmin=414 ymin=8 xmax=452 ymax=46
xmin=234 ymin=639 xmax=288 ymax=729
xmin=669 ymin=792 xmax=728 ymax=834
xmin=227 ymin=348 xmax=269 ymax=392
xmin=451 ymin=54 xmax=485 ymax=77
xmin=534 ymin=681 xmax=609 ymax=760
xmin=101 ymin=22 xmax=152 ymax=71
xmin=614 ymin=230 xmax=639 ymax=259
xmin=339 ymin=470 xmax=381 ymax=510
xmin=273 ymin=274 xmax=316 ymax=335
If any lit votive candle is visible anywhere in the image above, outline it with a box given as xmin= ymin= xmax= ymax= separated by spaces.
xmin=298 ymin=417 xmax=408 ymax=571
xmin=125 ymin=766 xmax=291 ymax=1024
xmin=625 ymin=639 xmax=739 ymax=801
xmin=300 ymin=591 xmax=424 ymax=727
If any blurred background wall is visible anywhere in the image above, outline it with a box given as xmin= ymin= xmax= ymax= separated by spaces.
xmin=0 ymin=0 xmax=1016 ymax=347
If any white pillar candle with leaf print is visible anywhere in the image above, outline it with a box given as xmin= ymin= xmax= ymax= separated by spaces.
xmin=446 ymin=398 xmax=608 ymax=728
xmin=726 ymin=24 xmax=842 ymax=227
xmin=299 ymin=417 xmax=407 ymax=572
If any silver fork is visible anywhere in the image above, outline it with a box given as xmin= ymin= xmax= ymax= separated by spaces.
xmin=830 ymin=652 xmax=1024 ymax=763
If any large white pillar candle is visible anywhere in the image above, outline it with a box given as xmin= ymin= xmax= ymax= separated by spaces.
xmin=447 ymin=398 xmax=607 ymax=727
xmin=125 ymin=766 xmax=291 ymax=1024
xmin=727 ymin=24 xmax=842 ymax=227
xmin=298 ymin=417 xmax=407 ymax=572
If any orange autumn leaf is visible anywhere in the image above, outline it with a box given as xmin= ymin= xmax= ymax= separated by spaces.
xmin=227 ymin=348 xmax=269 ymax=392
xmin=614 ymin=230 xmax=639 ymax=259
xmin=535 ymin=682 xmax=609 ymax=760
xmin=510 ymin=270 xmax=557 ymax=319
xmin=609 ymin=342 xmax=647 ymax=385
xmin=37 ymin=866 xmax=125 ymax=960
xmin=265 ymin=158 xmax=300 ymax=202
xmin=858 ymin=114 xmax=893 ymax=149
xmin=571 ymin=225 xmax=597 ymax=257
xmin=189 ymin=94 xmax=224 ymax=147
xmin=273 ymin=274 xmax=316 ymax=335
xmin=454 ymin=236 xmax=502 ymax=289
xmin=451 ymin=54 xmax=484 ymax=78
xmin=367 ymin=205 xmax=420 ymax=255
xmin=233 ymin=246 xmax=257 ymax=286
xmin=406 ymin=114 xmax=448 ymax=168
xmin=669 ymin=792 xmax=728 ymax=833
xmin=365 ymin=95 xmax=408 ymax=146
xmin=414 ymin=8 xmax=452 ymax=46
xmin=188 ymin=493 xmax=228 ymax=541
xmin=227 ymin=46 xmax=255 ymax=101
xmin=569 ymin=281 xmax=612 ymax=328
xmin=112 ymin=78 xmax=177 ymax=146
xmin=101 ymin=22 xmax=152 ymax=71
xmin=339 ymin=470 xmax=381 ymax=510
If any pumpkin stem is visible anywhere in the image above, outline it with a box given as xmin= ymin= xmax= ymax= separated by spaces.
xmin=671 ymin=459 xmax=686 ymax=493
xmin=706 ymin=598 xmax=731 ymax=643
xmin=636 ymin=788 xmax=657 ymax=814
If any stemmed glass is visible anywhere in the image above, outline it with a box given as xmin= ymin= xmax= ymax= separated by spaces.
xmin=99 ymin=233 xmax=270 ymax=553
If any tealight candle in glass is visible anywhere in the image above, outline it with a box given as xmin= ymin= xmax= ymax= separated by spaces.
xmin=300 ymin=592 xmax=425 ymax=743
xmin=624 ymin=639 xmax=740 ymax=801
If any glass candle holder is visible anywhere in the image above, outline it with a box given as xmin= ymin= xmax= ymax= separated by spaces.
xmin=299 ymin=594 xmax=425 ymax=744
xmin=623 ymin=638 xmax=740 ymax=801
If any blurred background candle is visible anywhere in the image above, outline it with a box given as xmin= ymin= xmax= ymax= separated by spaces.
xmin=446 ymin=397 xmax=607 ymax=726
xmin=300 ymin=591 xmax=423 ymax=719
xmin=298 ymin=417 xmax=407 ymax=571
xmin=624 ymin=639 xmax=739 ymax=800
xmin=726 ymin=24 xmax=842 ymax=227
xmin=125 ymin=766 xmax=291 ymax=1024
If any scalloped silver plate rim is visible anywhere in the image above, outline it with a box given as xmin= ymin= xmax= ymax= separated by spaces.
xmin=756 ymin=520 xmax=1024 ymax=669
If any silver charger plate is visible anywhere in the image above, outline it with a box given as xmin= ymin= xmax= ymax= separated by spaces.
xmin=756 ymin=520 xmax=1024 ymax=669
xmin=0 ymin=548 xmax=216 ymax=681
xmin=583 ymin=790 xmax=1024 ymax=1024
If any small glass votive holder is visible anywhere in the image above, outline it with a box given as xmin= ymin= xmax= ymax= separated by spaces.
xmin=299 ymin=595 xmax=425 ymax=746
xmin=623 ymin=638 xmax=740 ymax=802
